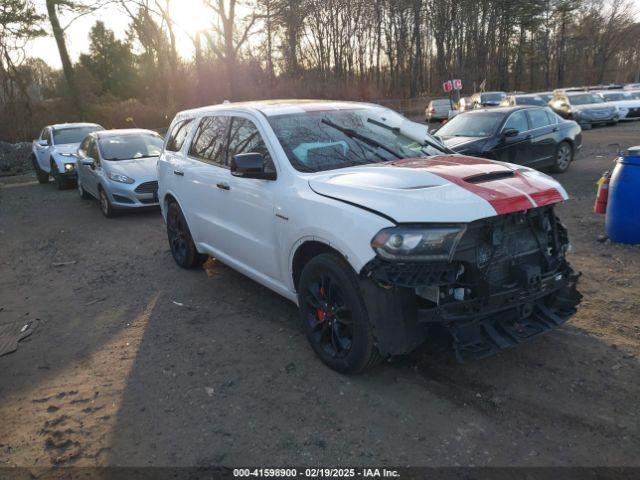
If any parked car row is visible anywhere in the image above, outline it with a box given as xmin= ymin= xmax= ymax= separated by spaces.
xmin=30 ymin=100 xmax=582 ymax=373
xmin=426 ymin=83 xmax=640 ymax=129
xmin=31 ymin=124 xmax=164 ymax=216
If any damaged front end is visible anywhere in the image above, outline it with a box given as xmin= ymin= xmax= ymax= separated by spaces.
xmin=361 ymin=206 xmax=582 ymax=362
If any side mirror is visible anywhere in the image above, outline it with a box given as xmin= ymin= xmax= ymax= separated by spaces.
xmin=82 ymin=158 xmax=95 ymax=168
xmin=37 ymin=139 xmax=48 ymax=147
xmin=230 ymin=153 xmax=276 ymax=180
xmin=503 ymin=128 xmax=519 ymax=139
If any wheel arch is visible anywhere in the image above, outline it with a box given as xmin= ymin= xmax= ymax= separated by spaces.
xmin=290 ymin=239 xmax=350 ymax=292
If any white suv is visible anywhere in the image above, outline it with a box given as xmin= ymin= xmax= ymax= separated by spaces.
xmin=158 ymin=100 xmax=581 ymax=373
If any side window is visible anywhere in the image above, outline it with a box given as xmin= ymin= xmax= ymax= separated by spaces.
xmin=528 ymin=109 xmax=551 ymax=129
xmin=503 ymin=111 xmax=529 ymax=132
xmin=43 ymin=129 xmax=52 ymax=145
xmin=88 ymin=139 xmax=100 ymax=164
xmin=227 ymin=117 xmax=275 ymax=173
xmin=189 ymin=116 xmax=229 ymax=166
xmin=78 ymin=137 xmax=90 ymax=157
xmin=166 ymin=118 xmax=193 ymax=152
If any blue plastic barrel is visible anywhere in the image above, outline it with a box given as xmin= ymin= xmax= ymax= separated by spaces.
xmin=606 ymin=146 xmax=640 ymax=244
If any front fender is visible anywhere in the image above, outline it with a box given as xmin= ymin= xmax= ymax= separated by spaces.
xmin=284 ymin=192 xmax=394 ymax=291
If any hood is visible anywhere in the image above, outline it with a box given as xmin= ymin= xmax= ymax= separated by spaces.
xmin=52 ymin=143 xmax=80 ymax=155
xmin=104 ymin=157 xmax=158 ymax=180
xmin=440 ymin=136 xmax=486 ymax=151
xmin=308 ymin=155 xmax=568 ymax=224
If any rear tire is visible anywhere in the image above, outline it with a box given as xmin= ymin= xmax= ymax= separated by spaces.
xmin=298 ymin=253 xmax=381 ymax=374
xmin=32 ymin=155 xmax=49 ymax=184
xmin=550 ymin=141 xmax=573 ymax=173
xmin=99 ymin=187 xmax=116 ymax=218
xmin=166 ymin=201 xmax=205 ymax=269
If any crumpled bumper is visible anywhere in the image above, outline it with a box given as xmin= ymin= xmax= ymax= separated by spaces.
xmin=442 ymin=271 xmax=582 ymax=361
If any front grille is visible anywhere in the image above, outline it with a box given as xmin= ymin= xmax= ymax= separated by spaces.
xmin=135 ymin=181 xmax=158 ymax=194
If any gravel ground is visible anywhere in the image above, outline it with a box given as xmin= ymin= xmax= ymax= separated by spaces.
xmin=0 ymin=122 xmax=639 ymax=468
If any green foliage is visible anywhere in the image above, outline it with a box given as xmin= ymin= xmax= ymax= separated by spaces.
xmin=79 ymin=20 xmax=137 ymax=99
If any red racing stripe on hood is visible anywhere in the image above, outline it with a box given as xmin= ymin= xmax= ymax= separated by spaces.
xmin=387 ymin=156 xmax=564 ymax=214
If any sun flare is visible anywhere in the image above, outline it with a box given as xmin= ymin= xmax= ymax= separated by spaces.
xmin=169 ymin=0 xmax=212 ymax=34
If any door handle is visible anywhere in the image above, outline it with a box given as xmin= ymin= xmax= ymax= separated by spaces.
xmin=216 ymin=182 xmax=230 ymax=191
xmin=526 ymin=134 xmax=533 ymax=140
xmin=173 ymin=170 xmax=184 ymax=176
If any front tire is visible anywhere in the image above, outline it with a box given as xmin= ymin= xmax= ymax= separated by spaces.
xmin=99 ymin=187 xmax=116 ymax=218
xmin=51 ymin=162 xmax=68 ymax=190
xmin=550 ymin=141 xmax=573 ymax=173
xmin=166 ymin=201 xmax=204 ymax=269
xmin=298 ymin=253 xmax=381 ymax=374
xmin=78 ymin=179 xmax=91 ymax=199
xmin=32 ymin=155 xmax=49 ymax=184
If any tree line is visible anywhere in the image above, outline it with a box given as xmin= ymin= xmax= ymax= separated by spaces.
xmin=1 ymin=0 xmax=638 ymax=141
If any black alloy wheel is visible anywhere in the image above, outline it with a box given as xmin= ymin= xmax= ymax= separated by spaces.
xmin=166 ymin=201 xmax=204 ymax=269
xmin=298 ymin=253 xmax=381 ymax=373
xmin=303 ymin=271 xmax=354 ymax=359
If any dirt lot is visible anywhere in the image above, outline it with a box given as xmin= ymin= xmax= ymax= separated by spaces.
xmin=1 ymin=122 xmax=639 ymax=468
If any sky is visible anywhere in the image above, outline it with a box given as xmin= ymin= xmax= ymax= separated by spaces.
xmin=26 ymin=0 xmax=215 ymax=68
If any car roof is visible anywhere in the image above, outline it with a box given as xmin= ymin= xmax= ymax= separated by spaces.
xmin=175 ymin=99 xmax=382 ymax=119
xmin=513 ymin=93 xmax=544 ymax=98
xmin=94 ymin=128 xmax=160 ymax=138
xmin=49 ymin=122 xmax=102 ymax=130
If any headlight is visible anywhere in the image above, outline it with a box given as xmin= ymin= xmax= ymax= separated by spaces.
xmin=64 ymin=163 xmax=75 ymax=172
xmin=371 ymin=225 xmax=466 ymax=261
xmin=108 ymin=172 xmax=135 ymax=184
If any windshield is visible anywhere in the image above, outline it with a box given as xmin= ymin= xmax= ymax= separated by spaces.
xmin=482 ymin=92 xmax=505 ymax=102
xmin=53 ymin=126 xmax=101 ymax=145
xmin=99 ymin=133 xmax=164 ymax=161
xmin=601 ymin=92 xmax=631 ymax=101
xmin=569 ymin=94 xmax=604 ymax=105
xmin=517 ymin=96 xmax=546 ymax=106
xmin=267 ymin=107 xmax=445 ymax=173
xmin=436 ymin=112 xmax=503 ymax=137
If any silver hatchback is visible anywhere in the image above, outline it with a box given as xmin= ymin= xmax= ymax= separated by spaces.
xmin=76 ymin=129 xmax=164 ymax=217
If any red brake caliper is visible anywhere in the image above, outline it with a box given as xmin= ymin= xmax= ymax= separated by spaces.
xmin=316 ymin=287 xmax=326 ymax=322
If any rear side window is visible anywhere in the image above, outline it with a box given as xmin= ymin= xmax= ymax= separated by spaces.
xmin=166 ymin=118 xmax=193 ymax=152
xmin=227 ymin=117 xmax=275 ymax=172
xmin=503 ymin=111 xmax=529 ymax=132
xmin=189 ymin=116 xmax=229 ymax=166
xmin=528 ymin=109 xmax=551 ymax=129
